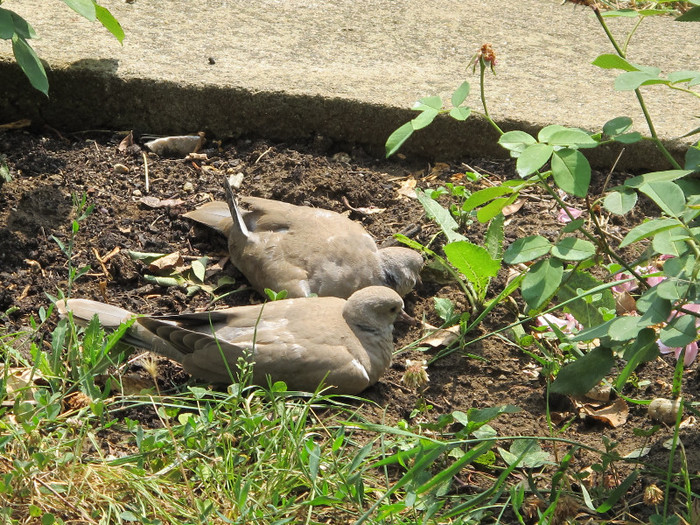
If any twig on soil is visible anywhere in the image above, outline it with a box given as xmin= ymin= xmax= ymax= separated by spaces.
xmin=142 ymin=151 xmax=150 ymax=193
xmin=255 ymin=147 xmax=273 ymax=164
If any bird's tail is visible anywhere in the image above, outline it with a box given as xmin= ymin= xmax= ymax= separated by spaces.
xmin=55 ymin=299 xmax=134 ymax=327
xmin=223 ymin=179 xmax=250 ymax=238
xmin=182 ymin=201 xmax=235 ymax=237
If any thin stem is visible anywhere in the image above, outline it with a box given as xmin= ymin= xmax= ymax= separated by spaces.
xmin=479 ymin=59 xmax=504 ymax=135
xmin=593 ymin=5 xmax=683 ymax=169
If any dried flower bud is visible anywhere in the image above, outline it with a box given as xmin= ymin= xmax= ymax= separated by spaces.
xmin=469 ymin=43 xmax=498 ymax=74
xmin=401 ymin=359 xmax=429 ymax=389
xmin=644 ymin=484 xmax=664 ymax=506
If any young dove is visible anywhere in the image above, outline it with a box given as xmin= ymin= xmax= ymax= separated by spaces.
xmin=183 ymin=184 xmax=423 ymax=298
xmin=56 ymin=286 xmax=403 ymax=394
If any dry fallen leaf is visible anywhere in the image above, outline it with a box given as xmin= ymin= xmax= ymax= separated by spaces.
xmin=421 ymin=322 xmax=460 ymax=348
xmin=139 ymin=196 xmax=185 ymax=208
xmin=396 ymin=178 xmax=417 ymax=199
xmin=118 ymin=130 xmax=134 ymax=152
xmin=502 ymin=198 xmax=525 ymax=217
xmin=147 ymin=252 xmax=184 ymax=273
xmin=0 ymin=119 xmax=31 ymax=130
xmin=425 ymin=162 xmax=450 ymax=181
xmin=1 ymin=366 xmax=44 ymax=406
xmin=579 ymin=398 xmax=628 ymax=428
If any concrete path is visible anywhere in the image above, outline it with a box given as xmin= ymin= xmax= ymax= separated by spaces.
xmin=0 ymin=0 xmax=697 ymax=170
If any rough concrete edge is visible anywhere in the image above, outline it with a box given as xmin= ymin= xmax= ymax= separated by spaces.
xmin=0 ymin=59 xmax=687 ymax=172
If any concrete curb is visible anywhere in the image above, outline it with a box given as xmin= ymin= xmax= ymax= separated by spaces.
xmin=0 ymin=0 xmax=697 ymax=170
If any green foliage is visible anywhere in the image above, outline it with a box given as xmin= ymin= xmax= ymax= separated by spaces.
xmin=385 ymin=13 xmax=699 ymax=523
xmin=0 ymin=0 xmax=123 ymax=96
xmin=51 ymin=193 xmax=94 ymax=296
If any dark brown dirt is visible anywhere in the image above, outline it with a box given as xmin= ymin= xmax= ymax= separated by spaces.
xmin=1 ymin=128 xmax=698 ymax=520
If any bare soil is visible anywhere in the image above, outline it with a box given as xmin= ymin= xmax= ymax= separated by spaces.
xmin=1 ymin=128 xmax=698 ymax=521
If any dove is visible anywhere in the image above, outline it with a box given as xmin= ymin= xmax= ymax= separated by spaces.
xmin=56 ymin=286 xmax=403 ymax=394
xmin=183 ymin=184 xmax=423 ymax=299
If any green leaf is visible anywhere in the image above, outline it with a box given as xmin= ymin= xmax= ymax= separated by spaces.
xmin=613 ymin=132 xmax=643 ymax=144
xmin=62 ymin=0 xmax=97 ymax=20
xmin=537 ymin=124 xmax=568 ymax=143
xmin=616 ymin=329 xmax=659 ymax=388
xmin=638 ymin=181 xmax=686 ymax=217
xmin=522 ymin=258 xmax=563 ymax=311
xmin=551 ymin=346 xmax=615 ymax=396
xmin=448 ymin=107 xmax=471 ymax=121
xmin=609 ymin=315 xmax=643 ymax=341
xmin=476 ymin=195 xmax=516 ymax=223
xmin=557 ymin=270 xmax=615 ymax=329
xmin=551 ymin=148 xmax=591 ymax=197
xmin=12 ymin=34 xmax=48 ymax=96
xmin=0 ymin=8 xmax=14 ymax=39
xmin=415 ymin=189 xmax=466 ymax=243
xmin=451 ymin=81 xmax=470 ymax=107
xmin=615 ymin=71 xmax=667 ymax=91
xmin=95 ymin=3 xmax=125 ymax=43
xmin=603 ymin=116 xmax=633 ymax=136
xmin=463 ymin=185 xmax=514 ymax=211
xmin=591 ymin=54 xmax=638 ymax=72
xmin=551 ymin=237 xmax=596 ymax=261
xmin=191 ymin=258 xmax=207 ymax=282
xmin=498 ymin=439 xmax=552 ymax=469
xmin=603 ymin=188 xmax=637 ymax=215
xmin=637 ymin=287 xmax=672 ymax=325
xmin=685 ymin=144 xmax=700 ymax=171
xmin=444 ymin=241 xmax=500 ymax=299
xmin=516 ymin=143 xmax=553 ymax=177
xmin=667 ymin=70 xmax=700 ymax=85
xmin=434 ymin=297 xmax=458 ymax=324
xmin=2 ymin=9 xmax=37 ymax=39
xmin=411 ymin=108 xmax=438 ymax=130
xmin=385 ymin=121 xmax=413 ymax=157
xmin=498 ymin=130 xmax=536 ymax=157
xmin=562 ymin=218 xmax=584 ymax=233
xmin=546 ymin=129 xmax=598 ymax=148
xmin=624 ymin=169 xmax=693 ymax=188
xmin=660 ymin=314 xmax=698 ymax=348
xmin=653 ymin=228 xmax=691 ymax=256
xmin=485 ymin=213 xmax=505 ymax=261
xmin=619 ymin=218 xmax=680 ymax=248
xmin=503 ymin=235 xmax=552 ymax=264
xmin=413 ymin=95 xmax=442 ymax=111
xmin=676 ymin=6 xmax=700 ymax=21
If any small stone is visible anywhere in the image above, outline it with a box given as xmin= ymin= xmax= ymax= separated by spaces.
xmin=132 ymin=189 xmax=142 ymax=197
xmin=332 ymin=152 xmax=352 ymax=163
xmin=227 ymin=172 xmax=244 ymax=189
xmin=183 ymin=181 xmax=195 ymax=193
xmin=648 ymin=397 xmax=681 ymax=424
xmin=113 ymin=163 xmax=129 ymax=174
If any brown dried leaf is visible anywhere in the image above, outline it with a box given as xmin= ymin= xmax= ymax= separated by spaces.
xmin=502 ymin=198 xmax=525 ymax=216
xmin=397 ymin=178 xmax=417 ymax=199
xmin=580 ymin=398 xmax=628 ymax=428
xmin=425 ymin=162 xmax=450 ymax=181
xmin=147 ymin=252 xmax=183 ymax=273
xmin=139 ymin=196 xmax=185 ymax=208
xmin=118 ymin=130 xmax=134 ymax=152
xmin=1 ymin=366 xmax=44 ymax=405
xmin=616 ymin=291 xmax=637 ymax=315
xmin=422 ymin=322 xmax=460 ymax=348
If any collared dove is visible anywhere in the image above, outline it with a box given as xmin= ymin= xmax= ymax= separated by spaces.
xmin=183 ymin=185 xmax=423 ymax=298
xmin=56 ymin=286 xmax=403 ymax=394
